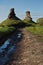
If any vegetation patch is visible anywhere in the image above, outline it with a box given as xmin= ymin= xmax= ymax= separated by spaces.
xmin=0 ymin=26 xmax=15 ymax=45
xmin=37 ymin=18 xmax=43 ymax=26
xmin=26 ymin=25 xmax=43 ymax=42
xmin=0 ymin=18 xmax=21 ymax=26
xmin=26 ymin=26 xmax=43 ymax=34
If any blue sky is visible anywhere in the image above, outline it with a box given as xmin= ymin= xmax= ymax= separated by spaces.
xmin=0 ymin=0 xmax=43 ymax=22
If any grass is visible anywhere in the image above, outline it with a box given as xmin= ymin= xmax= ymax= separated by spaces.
xmin=24 ymin=17 xmax=43 ymax=35
xmin=37 ymin=18 xmax=43 ymax=26
xmin=0 ymin=26 xmax=15 ymax=39
xmin=0 ymin=18 xmax=21 ymax=26
xmin=0 ymin=26 xmax=15 ymax=46
xmin=26 ymin=25 xmax=43 ymax=42
xmin=0 ymin=17 xmax=43 ymax=45
xmin=24 ymin=17 xmax=43 ymax=42
xmin=0 ymin=17 xmax=22 ymax=45
xmin=23 ymin=17 xmax=36 ymax=28
xmin=26 ymin=25 xmax=43 ymax=35
xmin=0 ymin=26 xmax=15 ymax=32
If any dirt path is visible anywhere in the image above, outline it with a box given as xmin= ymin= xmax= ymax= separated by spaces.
xmin=6 ymin=28 xmax=43 ymax=65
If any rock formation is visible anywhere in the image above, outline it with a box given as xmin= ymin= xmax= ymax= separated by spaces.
xmin=26 ymin=11 xmax=31 ymax=18
xmin=25 ymin=11 xmax=32 ymax=21
xmin=8 ymin=8 xmax=16 ymax=19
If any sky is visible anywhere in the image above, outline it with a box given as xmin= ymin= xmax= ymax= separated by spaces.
xmin=0 ymin=0 xmax=43 ymax=22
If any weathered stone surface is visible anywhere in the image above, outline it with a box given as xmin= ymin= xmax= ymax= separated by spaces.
xmin=26 ymin=11 xmax=31 ymax=18
xmin=8 ymin=8 xmax=16 ymax=19
xmin=25 ymin=11 xmax=32 ymax=21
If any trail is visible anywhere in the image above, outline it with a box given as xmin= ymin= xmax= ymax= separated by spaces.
xmin=6 ymin=28 xmax=43 ymax=65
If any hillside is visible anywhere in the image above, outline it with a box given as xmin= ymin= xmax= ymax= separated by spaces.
xmin=0 ymin=8 xmax=23 ymax=45
xmin=0 ymin=8 xmax=23 ymax=27
xmin=0 ymin=8 xmax=43 ymax=46
xmin=37 ymin=18 xmax=43 ymax=26
xmin=0 ymin=9 xmax=43 ymax=65
xmin=25 ymin=17 xmax=43 ymax=42
xmin=23 ymin=11 xmax=35 ymax=26
xmin=0 ymin=17 xmax=22 ymax=26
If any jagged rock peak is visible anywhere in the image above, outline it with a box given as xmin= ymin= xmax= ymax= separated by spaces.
xmin=8 ymin=8 xmax=16 ymax=19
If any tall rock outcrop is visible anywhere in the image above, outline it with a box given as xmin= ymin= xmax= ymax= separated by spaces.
xmin=1 ymin=8 xmax=22 ymax=26
xmin=24 ymin=11 xmax=32 ymax=21
xmin=23 ymin=11 xmax=35 ymax=26
xmin=25 ymin=11 xmax=31 ymax=18
xmin=8 ymin=8 xmax=16 ymax=19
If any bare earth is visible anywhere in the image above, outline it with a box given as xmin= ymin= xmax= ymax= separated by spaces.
xmin=6 ymin=28 xmax=43 ymax=65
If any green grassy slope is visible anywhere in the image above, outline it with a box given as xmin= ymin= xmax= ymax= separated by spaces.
xmin=0 ymin=26 xmax=15 ymax=45
xmin=0 ymin=16 xmax=43 ymax=45
xmin=26 ymin=25 xmax=43 ymax=35
xmin=0 ymin=26 xmax=15 ymax=38
xmin=26 ymin=18 xmax=43 ymax=42
xmin=0 ymin=17 xmax=22 ymax=26
xmin=0 ymin=16 xmax=22 ymax=45
xmin=23 ymin=17 xmax=36 ymax=26
xmin=25 ymin=17 xmax=43 ymax=35
xmin=37 ymin=18 xmax=43 ymax=26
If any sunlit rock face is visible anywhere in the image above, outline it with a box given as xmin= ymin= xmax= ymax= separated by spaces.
xmin=8 ymin=8 xmax=16 ymax=19
xmin=26 ymin=11 xmax=31 ymax=18
xmin=25 ymin=11 xmax=32 ymax=21
xmin=23 ymin=11 xmax=35 ymax=26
